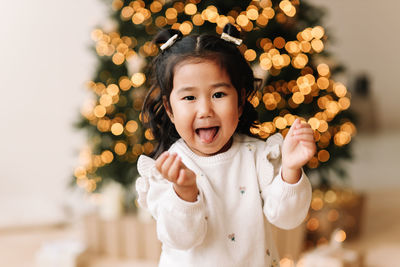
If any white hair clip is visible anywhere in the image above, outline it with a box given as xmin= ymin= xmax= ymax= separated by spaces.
xmin=221 ymin=32 xmax=243 ymax=46
xmin=160 ymin=34 xmax=179 ymax=51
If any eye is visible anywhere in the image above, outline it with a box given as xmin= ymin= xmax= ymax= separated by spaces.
xmin=182 ymin=96 xmax=195 ymax=101
xmin=213 ymin=92 xmax=226 ymax=98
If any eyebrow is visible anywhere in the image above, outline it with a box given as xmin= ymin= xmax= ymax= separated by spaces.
xmin=175 ymin=82 xmax=233 ymax=94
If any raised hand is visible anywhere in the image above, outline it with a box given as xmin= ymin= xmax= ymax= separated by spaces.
xmin=281 ymin=118 xmax=316 ymax=183
xmin=156 ymin=152 xmax=199 ymax=202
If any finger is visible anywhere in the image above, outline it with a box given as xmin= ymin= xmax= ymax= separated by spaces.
xmin=160 ymin=153 xmax=177 ymax=179
xmin=293 ymin=128 xmax=314 ymax=135
xmin=297 ymin=123 xmax=313 ymax=131
xmin=294 ymin=133 xmax=316 ymax=142
xmin=300 ymin=141 xmax=317 ymax=154
xmin=287 ymin=118 xmax=300 ymax=136
xmin=300 ymin=140 xmax=317 ymax=150
xmin=168 ymin=155 xmax=182 ymax=182
xmin=299 ymin=139 xmax=317 ymax=146
xmin=155 ymin=151 xmax=169 ymax=172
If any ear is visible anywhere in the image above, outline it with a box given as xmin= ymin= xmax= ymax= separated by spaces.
xmin=163 ymin=96 xmax=175 ymax=123
xmin=238 ymin=88 xmax=246 ymax=118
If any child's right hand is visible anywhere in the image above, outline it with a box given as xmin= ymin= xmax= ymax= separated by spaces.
xmin=155 ymin=152 xmax=199 ymax=202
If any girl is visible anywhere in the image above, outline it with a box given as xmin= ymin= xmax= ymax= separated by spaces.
xmin=136 ymin=24 xmax=315 ymax=267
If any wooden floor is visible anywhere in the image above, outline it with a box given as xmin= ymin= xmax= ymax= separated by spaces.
xmin=1 ymin=188 xmax=399 ymax=267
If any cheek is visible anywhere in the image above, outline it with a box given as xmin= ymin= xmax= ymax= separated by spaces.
xmin=222 ymin=107 xmax=241 ymax=125
xmin=170 ymin=105 xmax=193 ymax=128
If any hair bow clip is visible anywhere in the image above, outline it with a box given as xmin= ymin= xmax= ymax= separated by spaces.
xmin=160 ymin=34 xmax=179 ymax=51
xmin=220 ymin=32 xmax=243 ymax=46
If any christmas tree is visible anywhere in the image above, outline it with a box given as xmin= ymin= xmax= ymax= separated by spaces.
xmin=73 ymin=0 xmax=356 ymax=206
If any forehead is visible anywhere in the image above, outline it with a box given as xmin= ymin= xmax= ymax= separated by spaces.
xmin=172 ymin=59 xmax=231 ymax=88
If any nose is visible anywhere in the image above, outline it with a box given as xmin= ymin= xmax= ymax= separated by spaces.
xmin=197 ymin=98 xmax=214 ymax=118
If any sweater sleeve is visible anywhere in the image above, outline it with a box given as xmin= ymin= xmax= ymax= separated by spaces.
xmin=256 ymin=133 xmax=312 ymax=230
xmin=136 ymin=155 xmax=207 ymax=250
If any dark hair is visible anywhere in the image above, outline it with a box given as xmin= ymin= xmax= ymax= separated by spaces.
xmin=142 ymin=23 xmax=259 ymax=158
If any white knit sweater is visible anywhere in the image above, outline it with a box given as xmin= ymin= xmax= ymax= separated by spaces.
xmin=136 ymin=133 xmax=312 ymax=267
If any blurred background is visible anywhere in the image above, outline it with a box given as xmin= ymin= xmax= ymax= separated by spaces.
xmin=0 ymin=0 xmax=399 ymax=266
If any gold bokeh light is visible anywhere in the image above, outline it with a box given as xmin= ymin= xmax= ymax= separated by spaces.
xmin=100 ymin=94 xmax=113 ymax=107
xmin=150 ymin=1 xmax=162 ymax=13
xmin=311 ymin=39 xmax=324 ymax=53
xmin=131 ymin=72 xmax=146 ymax=87
xmin=111 ymin=123 xmax=124 ymax=136
xmin=179 ymin=21 xmax=193 ymax=35
xmin=311 ymin=26 xmax=325 ymax=39
xmin=333 ymin=82 xmax=347 ymax=97
xmin=145 ymin=128 xmax=155 ymax=140
xmin=121 ymin=6 xmax=134 ymax=20
xmin=101 ymin=150 xmax=114 ymax=164
xmin=184 ymin=3 xmax=197 ymax=15
xmin=114 ymin=142 xmax=127 ymax=155
xmin=317 ymin=63 xmax=330 ymax=76
xmin=94 ymin=105 xmax=106 ymax=118
xmin=246 ymin=8 xmax=259 ymax=21
xmin=318 ymin=149 xmax=330 ymax=162
xmin=244 ymin=49 xmax=257 ymax=61
xmin=165 ymin=8 xmax=178 ymax=19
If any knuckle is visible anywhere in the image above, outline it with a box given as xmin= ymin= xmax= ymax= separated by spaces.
xmin=168 ymin=169 xmax=177 ymax=180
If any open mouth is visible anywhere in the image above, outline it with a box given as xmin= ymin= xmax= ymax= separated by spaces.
xmin=195 ymin=127 xmax=219 ymax=144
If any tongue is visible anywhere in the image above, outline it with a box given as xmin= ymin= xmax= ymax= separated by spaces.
xmin=198 ymin=127 xmax=217 ymax=143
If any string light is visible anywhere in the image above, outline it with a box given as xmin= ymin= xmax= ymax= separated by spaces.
xmin=311 ymin=197 xmax=324 ymax=210
xmin=246 ymin=8 xmax=259 ymax=21
xmin=263 ymin=7 xmax=275 ymax=19
xmin=150 ymin=1 xmax=162 ymax=13
xmin=165 ymin=8 xmax=178 ymax=19
xmin=125 ymin=120 xmax=138 ymax=133
xmin=179 ymin=21 xmax=193 ymax=35
xmin=274 ymin=117 xmax=287 ymax=129
xmin=184 ymin=3 xmax=197 ymax=15
xmin=101 ymin=150 xmax=114 ymax=164
xmin=311 ymin=26 xmax=325 ymax=39
xmin=155 ymin=16 xmax=167 ymax=27
xmin=132 ymin=144 xmax=144 ymax=156
xmin=279 ymin=0 xmax=296 ymax=17
xmin=244 ymin=49 xmax=257 ymax=61
xmin=131 ymin=73 xmax=146 ymax=87
xmin=307 ymin=217 xmax=319 ymax=231
xmin=121 ymin=6 xmax=134 ymax=20
xmin=144 ymin=128 xmax=155 ymax=140
xmin=112 ymin=0 xmax=123 ymax=11
xmin=334 ymin=229 xmax=347 ymax=242
xmin=119 ymin=77 xmax=132 ymax=91
xmin=114 ymin=141 xmax=128 ymax=155
xmin=111 ymin=123 xmax=124 ymax=136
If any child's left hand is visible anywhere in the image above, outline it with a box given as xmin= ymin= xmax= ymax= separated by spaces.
xmin=281 ymin=118 xmax=316 ymax=183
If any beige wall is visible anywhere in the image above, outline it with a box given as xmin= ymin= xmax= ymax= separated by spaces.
xmin=309 ymin=0 xmax=400 ymax=130
xmin=0 ymin=0 xmax=106 ymax=227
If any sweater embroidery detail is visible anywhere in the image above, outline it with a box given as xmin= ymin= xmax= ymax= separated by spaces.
xmin=246 ymin=143 xmax=255 ymax=151
xmin=228 ymin=233 xmax=235 ymax=241
xmin=239 ymin=186 xmax=246 ymax=195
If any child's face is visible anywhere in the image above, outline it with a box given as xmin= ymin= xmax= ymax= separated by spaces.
xmin=165 ymin=60 xmax=243 ymax=156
